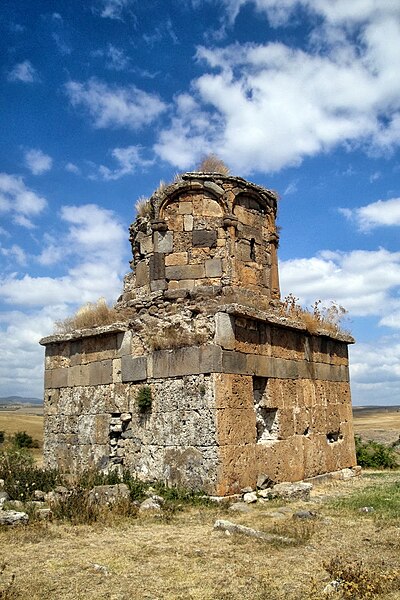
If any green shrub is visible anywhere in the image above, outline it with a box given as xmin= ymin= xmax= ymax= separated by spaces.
xmin=0 ymin=447 xmax=60 ymax=501
xmin=12 ymin=431 xmax=39 ymax=449
xmin=355 ymin=436 xmax=398 ymax=469
xmin=136 ymin=385 xmax=152 ymax=412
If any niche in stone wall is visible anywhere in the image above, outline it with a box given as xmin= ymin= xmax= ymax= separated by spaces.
xmin=109 ymin=412 xmax=132 ymax=467
xmin=252 ymin=376 xmax=279 ymax=443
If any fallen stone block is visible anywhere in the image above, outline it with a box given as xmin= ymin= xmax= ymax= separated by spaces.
xmin=213 ymin=519 xmax=295 ymax=544
xmin=0 ymin=510 xmax=29 ymax=525
xmin=89 ymin=483 xmax=130 ymax=505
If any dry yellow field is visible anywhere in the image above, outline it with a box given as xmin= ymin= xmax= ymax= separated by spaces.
xmin=0 ymin=410 xmax=43 ymax=462
xmin=353 ymin=406 xmax=400 ymax=445
xmin=1 ymin=473 xmax=400 ymax=599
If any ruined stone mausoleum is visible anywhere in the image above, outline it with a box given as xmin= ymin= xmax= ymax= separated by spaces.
xmin=40 ymin=172 xmax=356 ymax=495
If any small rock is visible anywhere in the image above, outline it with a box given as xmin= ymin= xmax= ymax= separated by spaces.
xmin=359 ymin=506 xmax=375 ymax=513
xmin=120 ymin=413 xmax=132 ymax=422
xmin=33 ymin=489 xmax=46 ymax=501
xmin=257 ymin=489 xmax=274 ymax=499
xmin=243 ymin=492 xmax=258 ymax=504
xmin=323 ymin=580 xmax=341 ymax=594
xmin=44 ymin=491 xmax=58 ymax=504
xmin=0 ymin=479 xmax=5 ymax=491
xmin=139 ymin=498 xmax=162 ymax=512
xmin=257 ymin=474 xmax=273 ymax=490
xmin=229 ymin=502 xmax=252 ymax=513
xmin=0 ymin=491 xmax=10 ymax=503
xmin=293 ymin=510 xmax=318 ymax=520
xmin=272 ymin=482 xmax=312 ymax=501
xmin=340 ymin=468 xmax=356 ymax=480
xmin=92 ymin=563 xmax=109 ymax=576
xmin=88 ymin=484 xmax=130 ymax=505
xmin=241 ymin=487 xmax=253 ymax=494
xmin=0 ymin=510 xmax=29 ymax=525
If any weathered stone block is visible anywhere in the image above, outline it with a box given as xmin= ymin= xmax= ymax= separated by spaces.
xmin=200 ymin=345 xmax=223 ymax=373
xmin=52 ymin=368 xmax=68 ymax=389
xmin=154 ymin=231 xmax=173 ymax=254
xmin=138 ymin=233 xmax=153 ymax=255
xmin=216 ymin=408 xmax=256 ymax=445
xmin=150 ymin=279 xmax=168 ymax=292
xmin=121 ymin=356 xmax=147 ymax=382
xmin=183 ymin=215 xmax=194 ymax=231
xmin=222 ymin=351 xmax=249 ymax=374
xmin=117 ymin=331 xmax=132 ymax=357
xmin=165 ymin=264 xmax=205 ymax=280
xmin=215 ymin=312 xmax=235 ymax=350
xmin=205 ymin=258 xmax=222 ymax=278
xmin=178 ymin=201 xmax=193 ymax=214
xmin=165 ymin=252 xmax=188 ymax=266
xmin=149 ymin=253 xmax=165 ymax=280
xmin=192 ymin=229 xmax=217 ymax=248
xmin=89 ymin=360 xmax=112 ymax=386
xmin=135 ymin=261 xmax=150 ymax=286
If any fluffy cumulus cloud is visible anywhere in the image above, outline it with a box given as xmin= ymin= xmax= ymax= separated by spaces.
xmin=349 ymin=334 xmax=400 ymax=405
xmin=340 ymin=197 xmax=400 ymax=231
xmin=99 ymin=145 xmax=153 ymax=180
xmin=24 ymin=148 xmax=53 ymax=175
xmin=0 ymin=203 xmax=127 ymax=307
xmin=0 ymin=173 xmax=47 ymax=228
xmin=280 ymin=248 xmax=400 ymax=320
xmin=65 ymin=78 xmax=166 ymax=130
xmin=0 ymin=203 xmax=129 ymax=396
xmin=156 ymin=1 xmax=400 ymax=173
xmin=7 ymin=60 xmax=38 ymax=83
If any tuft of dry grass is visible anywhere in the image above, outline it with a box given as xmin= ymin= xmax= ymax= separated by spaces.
xmin=197 ymin=154 xmax=230 ymax=175
xmin=54 ymin=298 xmax=131 ymax=333
xmin=278 ymin=294 xmax=349 ymax=336
xmin=135 ymin=195 xmax=153 ymax=218
xmin=143 ymin=322 xmax=209 ymax=351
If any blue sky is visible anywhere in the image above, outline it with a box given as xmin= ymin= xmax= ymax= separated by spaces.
xmin=1 ymin=0 xmax=400 ymax=405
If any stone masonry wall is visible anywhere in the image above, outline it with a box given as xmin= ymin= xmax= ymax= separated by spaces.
xmin=42 ymin=308 xmax=356 ymax=493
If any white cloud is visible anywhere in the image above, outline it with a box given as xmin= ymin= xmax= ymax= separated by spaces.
xmin=341 ymin=197 xmax=400 ymax=231
xmin=349 ymin=334 xmax=400 ymax=405
xmin=106 ymin=45 xmax=130 ymax=70
xmin=65 ymin=162 xmax=80 ymax=175
xmin=99 ymin=145 xmax=153 ymax=180
xmin=0 ymin=204 xmax=127 ymax=309
xmin=156 ymin=3 xmax=400 ymax=173
xmin=0 ymin=307 xmax=62 ymax=397
xmin=65 ymin=78 xmax=166 ymax=130
xmin=0 ymin=173 xmax=47 ymax=227
xmin=7 ymin=60 xmax=38 ymax=83
xmin=98 ymin=0 xmax=134 ymax=20
xmin=280 ymin=248 xmax=400 ymax=320
xmin=24 ymin=148 xmax=53 ymax=175
xmin=0 ymin=244 xmax=27 ymax=267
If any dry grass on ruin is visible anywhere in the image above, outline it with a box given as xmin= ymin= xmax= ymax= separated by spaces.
xmin=279 ymin=294 xmax=349 ymax=336
xmin=143 ymin=322 xmax=209 ymax=351
xmin=1 ymin=472 xmax=400 ymax=599
xmin=197 ymin=154 xmax=230 ymax=175
xmin=55 ymin=298 xmax=131 ymax=333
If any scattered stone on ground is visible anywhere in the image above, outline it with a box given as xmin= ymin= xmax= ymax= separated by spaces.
xmin=229 ymin=502 xmax=253 ymax=513
xmin=0 ymin=510 xmax=29 ymax=525
xmin=139 ymin=497 xmax=162 ymax=512
xmin=213 ymin=519 xmax=295 ymax=544
xmin=243 ymin=491 xmax=258 ymax=503
xmin=293 ymin=510 xmax=318 ymax=520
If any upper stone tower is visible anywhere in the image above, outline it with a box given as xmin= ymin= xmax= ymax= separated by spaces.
xmin=119 ymin=172 xmax=280 ymax=310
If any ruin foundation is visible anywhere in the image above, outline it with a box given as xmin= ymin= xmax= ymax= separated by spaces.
xmin=40 ymin=172 xmax=356 ymax=495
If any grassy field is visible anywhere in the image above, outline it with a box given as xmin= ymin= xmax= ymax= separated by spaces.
xmin=0 ymin=406 xmax=400 ymax=598
xmin=353 ymin=406 xmax=400 ymax=445
xmin=1 ymin=472 xmax=400 ymax=599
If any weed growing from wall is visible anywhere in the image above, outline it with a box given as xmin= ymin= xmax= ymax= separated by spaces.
xmin=136 ymin=386 xmax=152 ymax=412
